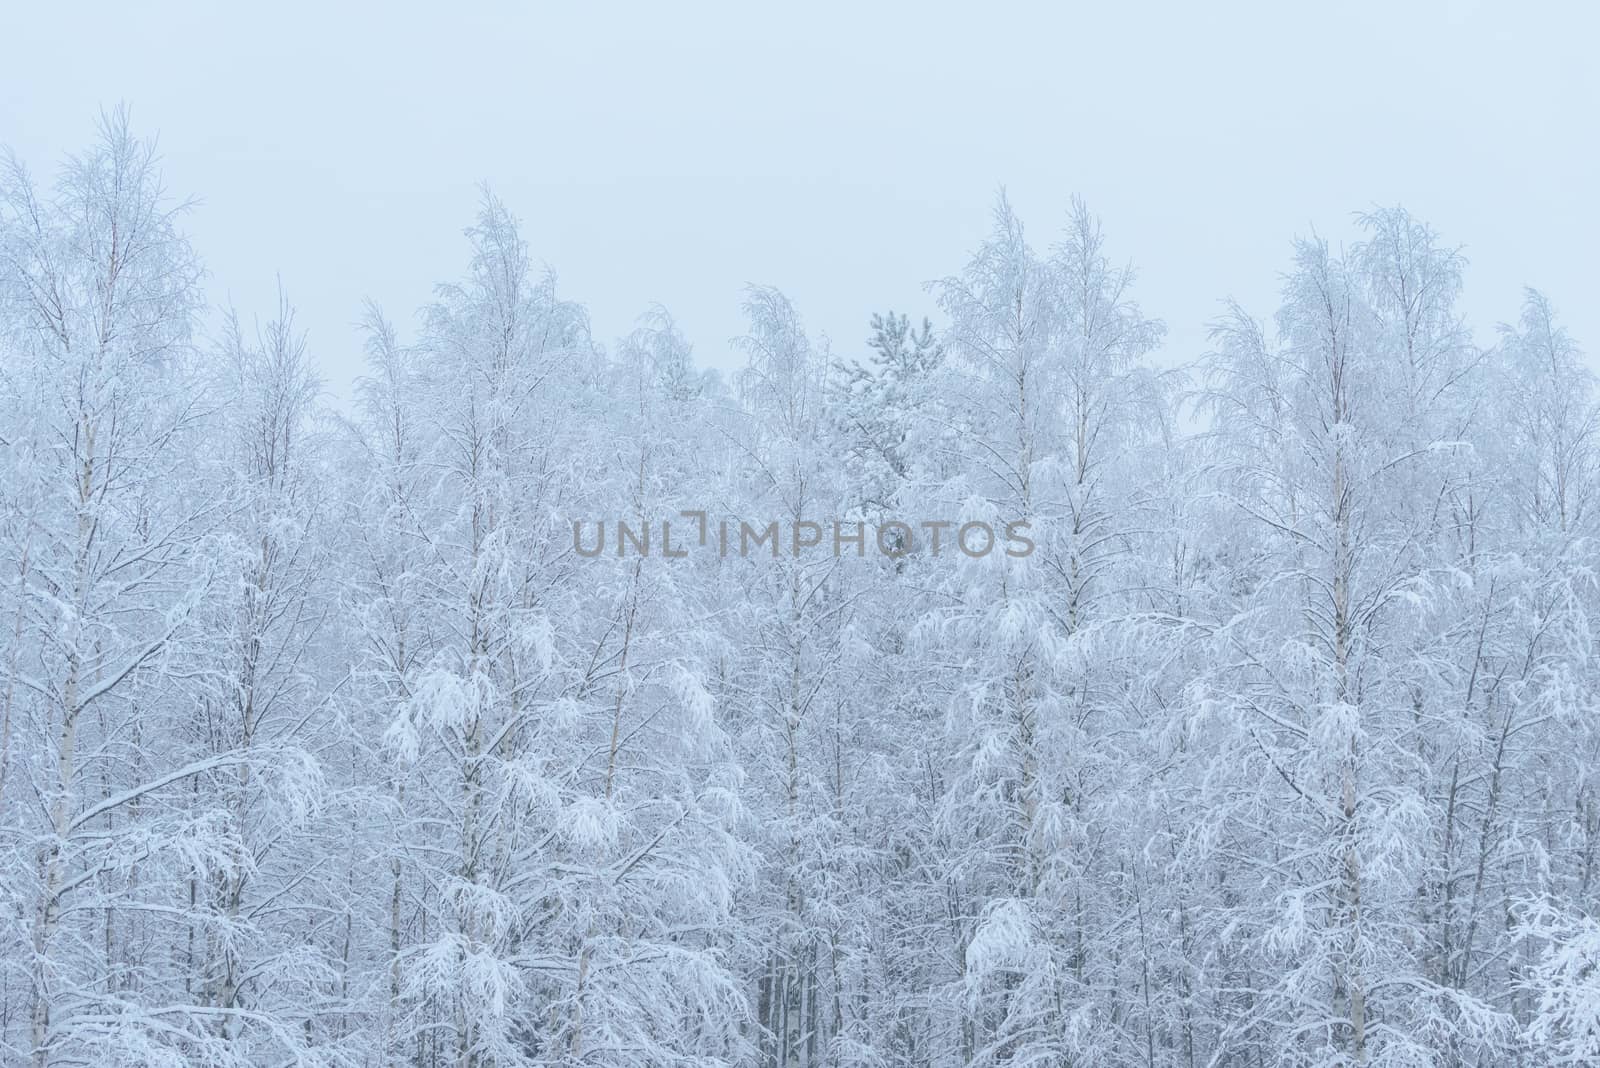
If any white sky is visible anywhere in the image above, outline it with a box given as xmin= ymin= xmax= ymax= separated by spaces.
xmin=3 ymin=1 xmax=1596 ymax=398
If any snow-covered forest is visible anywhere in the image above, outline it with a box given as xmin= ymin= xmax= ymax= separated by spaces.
xmin=2 ymin=113 xmax=1598 ymax=1068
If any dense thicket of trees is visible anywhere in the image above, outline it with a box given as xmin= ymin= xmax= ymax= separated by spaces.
xmin=2 ymin=115 xmax=1597 ymax=1067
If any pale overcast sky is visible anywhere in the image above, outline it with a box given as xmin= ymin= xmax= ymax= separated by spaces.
xmin=3 ymin=1 xmax=1595 ymax=397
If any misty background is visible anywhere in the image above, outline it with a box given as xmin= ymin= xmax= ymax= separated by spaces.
xmin=3 ymin=0 xmax=1594 ymax=397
